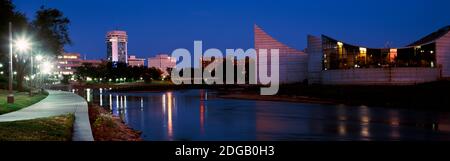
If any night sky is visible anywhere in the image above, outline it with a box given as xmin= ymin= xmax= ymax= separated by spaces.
xmin=13 ymin=0 xmax=450 ymax=60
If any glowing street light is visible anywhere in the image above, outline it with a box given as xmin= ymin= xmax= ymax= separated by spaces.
xmin=41 ymin=61 xmax=54 ymax=74
xmin=14 ymin=37 xmax=32 ymax=52
xmin=7 ymin=22 xmax=14 ymax=104
xmin=14 ymin=36 xmax=34 ymax=96
xmin=35 ymin=55 xmax=43 ymax=61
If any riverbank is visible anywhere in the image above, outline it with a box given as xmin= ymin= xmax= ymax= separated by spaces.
xmin=88 ymin=104 xmax=142 ymax=141
xmin=0 ymin=114 xmax=74 ymax=141
xmin=0 ymin=90 xmax=49 ymax=115
xmin=63 ymin=80 xmax=450 ymax=111
xmin=219 ymin=81 xmax=450 ymax=111
xmin=219 ymin=94 xmax=338 ymax=105
xmin=60 ymin=82 xmax=249 ymax=93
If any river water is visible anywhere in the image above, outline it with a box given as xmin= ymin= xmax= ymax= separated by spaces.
xmin=74 ymin=88 xmax=450 ymax=141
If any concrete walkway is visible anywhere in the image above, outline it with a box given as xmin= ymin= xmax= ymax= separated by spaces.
xmin=0 ymin=90 xmax=94 ymax=141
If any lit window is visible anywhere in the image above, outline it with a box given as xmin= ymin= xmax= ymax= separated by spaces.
xmin=359 ymin=47 xmax=367 ymax=57
xmin=389 ymin=49 xmax=398 ymax=63
xmin=63 ymin=56 xmax=78 ymax=59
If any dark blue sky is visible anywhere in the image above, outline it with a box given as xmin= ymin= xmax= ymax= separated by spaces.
xmin=14 ymin=0 xmax=450 ymax=60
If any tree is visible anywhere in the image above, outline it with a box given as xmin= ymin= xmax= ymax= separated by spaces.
xmin=75 ymin=62 xmax=165 ymax=84
xmin=0 ymin=0 xmax=29 ymax=89
xmin=32 ymin=6 xmax=71 ymax=56
xmin=17 ymin=6 xmax=71 ymax=90
xmin=147 ymin=67 xmax=164 ymax=82
xmin=1 ymin=1 xmax=71 ymax=91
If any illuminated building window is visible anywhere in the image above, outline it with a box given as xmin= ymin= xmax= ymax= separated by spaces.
xmin=63 ymin=56 xmax=78 ymax=59
xmin=389 ymin=49 xmax=398 ymax=63
xmin=359 ymin=47 xmax=367 ymax=57
xmin=322 ymin=35 xmax=436 ymax=70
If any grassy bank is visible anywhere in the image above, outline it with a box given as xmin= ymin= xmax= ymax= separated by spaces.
xmin=0 ymin=90 xmax=49 ymax=115
xmin=0 ymin=114 xmax=74 ymax=141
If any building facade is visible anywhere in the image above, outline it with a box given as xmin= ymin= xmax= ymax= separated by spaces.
xmin=254 ymin=25 xmax=309 ymax=84
xmin=57 ymin=53 xmax=102 ymax=75
xmin=106 ymin=31 xmax=128 ymax=64
xmin=254 ymin=25 xmax=450 ymax=85
xmin=306 ymin=26 xmax=450 ymax=85
xmin=57 ymin=53 xmax=82 ymax=75
xmin=148 ymin=54 xmax=176 ymax=76
xmin=128 ymin=55 xmax=145 ymax=67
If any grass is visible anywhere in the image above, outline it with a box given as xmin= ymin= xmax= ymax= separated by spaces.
xmin=0 ymin=114 xmax=74 ymax=141
xmin=0 ymin=90 xmax=49 ymax=115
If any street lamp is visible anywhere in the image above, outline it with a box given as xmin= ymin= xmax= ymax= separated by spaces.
xmin=41 ymin=61 xmax=54 ymax=75
xmin=14 ymin=36 xmax=33 ymax=96
xmin=35 ymin=55 xmax=43 ymax=61
xmin=40 ymin=61 xmax=54 ymax=89
xmin=15 ymin=37 xmax=31 ymax=52
xmin=7 ymin=22 xmax=14 ymax=104
xmin=35 ymin=54 xmax=49 ymax=91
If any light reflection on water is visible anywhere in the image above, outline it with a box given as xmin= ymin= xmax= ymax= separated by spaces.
xmin=78 ymin=88 xmax=450 ymax=141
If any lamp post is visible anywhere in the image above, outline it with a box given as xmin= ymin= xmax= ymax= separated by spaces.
xmin=30 ymin=49 xmax=33 ymax=96
xmin=8 ymin=22 xmax=14 ymax=104
xmin=35 ymin=55 xmax=43 ymax=92
xmin=40 ymin=61 xmax=54 ymax=89
xmin=15 ymin=36 xmax=33 ymax=96
xmin=30 ymin=51 xmax=34 ymax=97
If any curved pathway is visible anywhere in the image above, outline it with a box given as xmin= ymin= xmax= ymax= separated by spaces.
xmin=0 ymin=90 xmax=94 ymax=141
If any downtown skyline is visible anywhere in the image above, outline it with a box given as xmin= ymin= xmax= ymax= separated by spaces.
xmin=13 ymin=0 xmax=450 ymax=60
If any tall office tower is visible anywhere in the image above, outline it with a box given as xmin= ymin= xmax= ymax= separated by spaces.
xmin=106 ymin=31 xmax=128 ymax=65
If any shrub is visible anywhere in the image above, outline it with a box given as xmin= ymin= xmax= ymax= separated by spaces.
xmin=93 ymin=113 xmax=116 ymax=128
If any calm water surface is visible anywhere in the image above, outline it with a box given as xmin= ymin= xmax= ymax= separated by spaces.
xmin=75 ymin=88 xmax=450 ymax=141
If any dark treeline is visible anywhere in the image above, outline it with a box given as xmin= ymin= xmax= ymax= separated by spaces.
xmin=0 ymin=0 xmax=71 ymax=90
xmin=74 ymin=62 xmax=165 ymax=83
